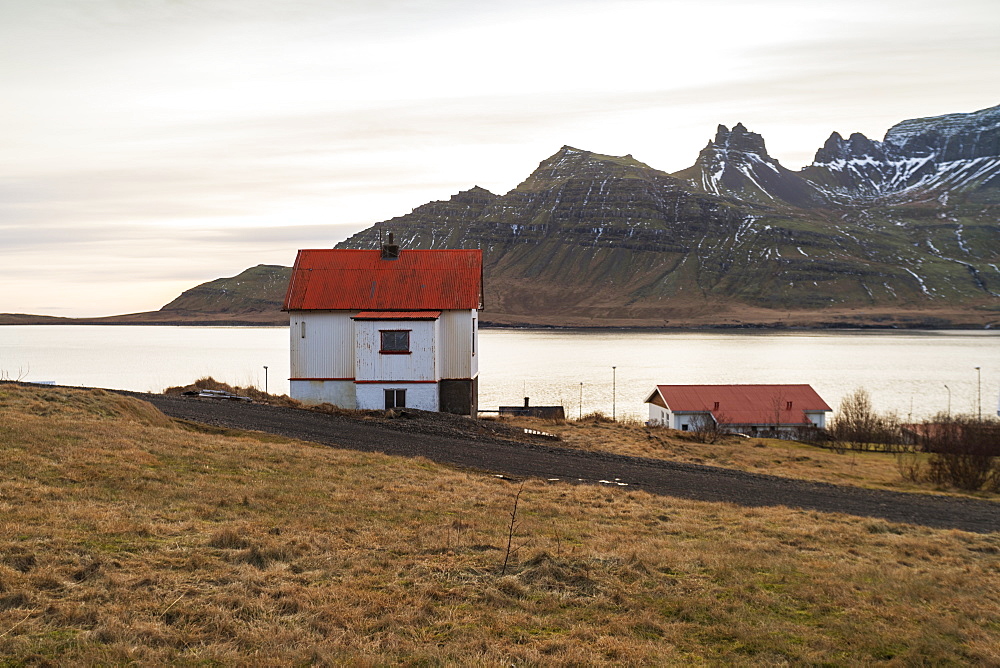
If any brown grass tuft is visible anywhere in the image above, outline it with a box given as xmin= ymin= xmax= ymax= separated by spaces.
xmin=207 ymin=527 xmax=250 ymax=550
xmin=163 ymin=376 xmax=300 ymax=407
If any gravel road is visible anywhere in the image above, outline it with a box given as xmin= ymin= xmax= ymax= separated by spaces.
xmin=126 ymin=392 xmax=1000 ymax=534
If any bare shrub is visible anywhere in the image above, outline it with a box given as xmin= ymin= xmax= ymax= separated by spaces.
xmin=919 ymin=415 xmax=1000 ymax=491
xmin=895 ymin=451 xmax=924 ymax=483
xmin=828 ymin=388 xmax=879 ymax=450
xmin=827 ymin=387 xmax=908 ymax=452
xmin=578 ymin=411 xmax=614 ymax=424
xmin=793 ymin=425 xmax=828 ymax=445
xmin=690 ymin=412 xmax=727 ymax=445
xmin=501 ymin=483 xmax=525 ymax=576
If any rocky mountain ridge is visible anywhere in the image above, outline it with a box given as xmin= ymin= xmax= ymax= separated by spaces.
xmin=336 ymin=103 xmax=999 ymax=328
xmin=800 ymin=105 xmax=1000 ymax=204
xmin=7 ymin=104 xmax=996 ymax=328
xmin=673 ymin=104 xmax=1000 ymax=206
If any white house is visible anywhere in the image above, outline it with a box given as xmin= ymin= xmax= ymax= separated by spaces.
xmin=645 ymin=384 xmax=831 ymax=437
xmin=282 ymin=238 xmax=482 ymax=415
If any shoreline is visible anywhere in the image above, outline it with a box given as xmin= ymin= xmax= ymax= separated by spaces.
xmin=2 ymin=309 xmax=997 ymax=331
xmin=1 ymin=320 xmax=997 ymax=332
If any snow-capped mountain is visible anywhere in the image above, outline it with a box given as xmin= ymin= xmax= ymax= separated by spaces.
xmin=147 ymin=104 xmax=998 ymax=329
xmin=800 ymin=105 xmax=1000 ymax=203
xmin=673 ymin=123 xmax=822 ymax=208
xmin=670 ymin=104 xmax=996 ymax=206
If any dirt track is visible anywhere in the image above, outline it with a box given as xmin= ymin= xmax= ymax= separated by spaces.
xmin=126 ymin=392 xmax=1000 ymax=534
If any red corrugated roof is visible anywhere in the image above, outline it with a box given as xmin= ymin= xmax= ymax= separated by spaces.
xmin=283 ymin=249 xmax=482 ymax=311
xmin=649 ymin=384 xmax=831 ymax=426
xmin=352 ymin=311 xmax=441 ymax=320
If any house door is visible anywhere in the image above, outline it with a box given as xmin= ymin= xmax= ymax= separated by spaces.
xmin=384 ymin=389 xmax=406 ymax=409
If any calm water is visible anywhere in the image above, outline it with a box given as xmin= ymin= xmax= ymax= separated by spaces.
xmin=1 ymin=326 xmax=998 ymax=421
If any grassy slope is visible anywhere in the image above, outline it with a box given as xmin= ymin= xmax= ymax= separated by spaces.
xmin=2 ymin=384 xmax=1000 ymax=665
xmin=158 ymin=264 xmax=292 ymax=315
xmin=505 ymin=416 xmax=1000 ymax=501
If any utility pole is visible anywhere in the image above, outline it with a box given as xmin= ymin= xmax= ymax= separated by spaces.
xmin=579 ymin=382 xmax=583 ymax=419
xmin=263 ymin=365 xmax=269 ymax=395
xmin=944 ymin=384 xmax=951 ymax=417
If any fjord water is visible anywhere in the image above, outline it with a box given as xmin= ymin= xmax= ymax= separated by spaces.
xmin=1 ymin=325 xmax=998 ymax=421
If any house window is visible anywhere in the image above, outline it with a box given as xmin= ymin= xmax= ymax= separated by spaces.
xmin=380 ymin=330 xmax=410 ymax=354
xmin=385 ymin=389 xmax=406 ymax=409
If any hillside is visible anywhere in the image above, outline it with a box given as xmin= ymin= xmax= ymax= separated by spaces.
xmin=336 ymin=104 xmax=1000 ymax=328
xmin=6 ymin=104 xmax=998 ymax=328
xmin=159 ymin=264 xmax=291 ymax=315
xmin=3 ymin=382 xmax=1000 ymax=664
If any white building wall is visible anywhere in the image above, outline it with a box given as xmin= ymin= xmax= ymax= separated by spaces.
xmin=290 ymin=380 xmax=356 ymax=408
xmin=804 ymin=411 xmax=827 ymax=429
xmin=290 ymin=309 xmax=478 ymax=412
xmin=672 ymin=412 xmax=702 ymax=431
xmin=438 ymin=310 xmax=477 ymax=380
xmin=648 ymin=404 xmax=669 ymax=425
xmin=644 ymin=405 xmax=698 ymax=430
xmin=354 ymin=319 xmax=437 ymax=382
xmin=356 ymin=382 xmax=439 ymax=411
xmin=289 ymin=312 xmax=355 ymax=380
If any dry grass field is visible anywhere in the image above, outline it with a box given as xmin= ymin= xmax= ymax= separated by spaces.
xmin=2 ymin=383 xmax=1000 ymax=665
xmin=505 ymin=414 xmax=1000 ymax=501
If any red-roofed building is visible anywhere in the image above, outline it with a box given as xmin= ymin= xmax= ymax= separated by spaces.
xmin=645 ymin=384 xmax=831 ymax=438
xmin=282 ymin=236 xmax=483 ymax=414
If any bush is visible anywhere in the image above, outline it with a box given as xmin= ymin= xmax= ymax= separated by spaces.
xmin=919 ymin=415 xmax=1000 ymax=491
xmin=827 ymin=388 xmax=908 ymax=452
xmin=578 ymin=411 xmax=614 ymax=424
xmin=690 ymin=412 xmax=727 ymax=444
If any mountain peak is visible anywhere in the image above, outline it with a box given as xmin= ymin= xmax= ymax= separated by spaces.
xmin=674 ymin=121 xmax=825 ymax=205
xmin=711 ymin=122 xmax=769 ymax=158
xmin=803 ymin=103 xmax=1000 ymax=199
xmin=324 ymin=102 xmax=999 ymax=328
xmin=813 ymin=130 xmax=885 ymax=165
xmin=455 ymin=185 xmax=495 ymax=199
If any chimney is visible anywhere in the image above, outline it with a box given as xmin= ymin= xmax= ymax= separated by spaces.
xmin=524 ymin=397 xmax=530 ymax=408
xmin=381 ymin=231 xmax=399 ymax=259
xmin=786 ymin=401 xmax=793 ymax=410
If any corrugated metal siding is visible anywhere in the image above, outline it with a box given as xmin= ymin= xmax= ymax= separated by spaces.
xmin=438 ymin=310 xmax=476 ymax=380
xmin=283 ymin=249 xmax=482 ymax=311
xmin=354 ymin=319 xmax=436 ymax=381
xmin=289 ymin=312 xmax=355 ymax=379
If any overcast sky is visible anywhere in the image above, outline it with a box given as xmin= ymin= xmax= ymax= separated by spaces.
xmin=2 ymin=0 xmax=998 ymax=317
